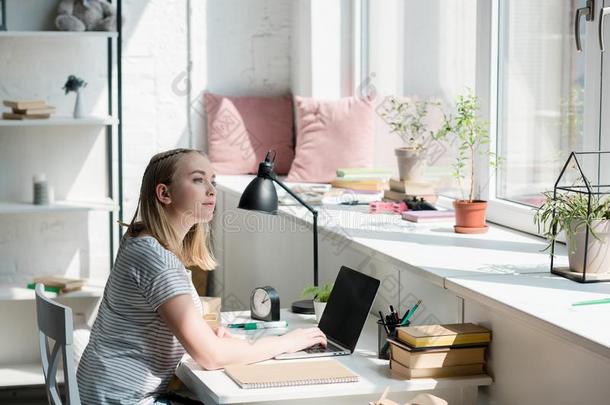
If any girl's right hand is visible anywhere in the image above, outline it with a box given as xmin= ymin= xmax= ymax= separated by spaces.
xmin=280 ymin=327 xmax=327 ymax=353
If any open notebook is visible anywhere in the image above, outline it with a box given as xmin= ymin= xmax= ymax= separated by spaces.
xmin=224 ymin=359 xmax=359 ymax=389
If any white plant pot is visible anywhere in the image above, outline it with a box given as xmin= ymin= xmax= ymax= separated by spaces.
xmin=313 ymin=301 xmax=327 ymax=323
xmin=567 ymin=219 xmax=610 ymax=274
xmin=395 ymin=147 xmax=426 ymax=181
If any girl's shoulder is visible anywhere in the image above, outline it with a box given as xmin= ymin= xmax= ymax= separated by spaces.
xmin=120 ymin=234 xmax=182 ymax=270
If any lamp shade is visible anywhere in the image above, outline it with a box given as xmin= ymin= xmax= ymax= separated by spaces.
xmin=238 ymin=176 xmax=278 ymax=215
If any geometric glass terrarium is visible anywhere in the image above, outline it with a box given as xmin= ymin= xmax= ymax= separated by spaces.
xmin=548 ymin=151 xmax=610 ymax=282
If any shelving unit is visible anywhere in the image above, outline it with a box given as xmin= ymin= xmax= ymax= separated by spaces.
xmin=0 ymin=199 xmax=118 ymax=214
xmin=0 ymin=4 xmax=124 ymax=267
xmin=0 ymin=116 xmax=119 ymax=126
xmin=0 ymin=285 xmax=105 ymax=301
xmin=0 ymin=1 xmax=123 ymax=389
xmin=0 ymin=30 xmax=118 ymax=38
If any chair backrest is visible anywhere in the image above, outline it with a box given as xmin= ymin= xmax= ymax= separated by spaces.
xmin=35 ymin=283 xmax=81 ymax=405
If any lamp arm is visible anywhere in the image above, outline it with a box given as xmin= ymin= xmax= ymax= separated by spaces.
xmin=270 ymin=175 xmax=319 ymax=216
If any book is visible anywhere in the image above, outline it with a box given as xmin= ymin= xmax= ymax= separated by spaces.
xmin=401 ymin=210 xmax=454 ymax=223
xmin=32 ymin=276 xmax=86 ymax=292
xmin=383 ymin=190 xmax=438 ymax=204
xmin=12 ymin=106 xmax=56 ymax=115
xmin=389 ymin=179 xmax=436 ymax=195
xmin=336 ymin=167 xmax=393 ymax=177
xmin=224 ymin=359 xmax=358 ymax=389
xmin=331 ymin=179 xmax=389 ymax=192
xmin=390 ymin=358 xmax=484 ymax=379
xmin=336 ymin=173 xmax=392 ymax=181
xmin=3 ymin=100 xmax=47 ymax=110
xmin=388 ymin=338 xmax=486 ymax=368
xmin=396 ymin=323 xmax=491 ymax=349
xmin=2 ymin=112 xmax=51 ymax=120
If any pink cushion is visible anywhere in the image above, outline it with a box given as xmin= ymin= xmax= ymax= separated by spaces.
xmin=205 ymin=93 xmax=295 ymax=174
xmin=286 ymin=96 xmax=374 ymax=183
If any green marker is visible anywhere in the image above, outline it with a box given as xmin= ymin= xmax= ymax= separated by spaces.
xmin=228 ymin=320 xmax=288 ymax=330
xmin=572 ymin=298 xmax=610 ymax=307
xmin=401 ymin=300 xmax=421 ymax=325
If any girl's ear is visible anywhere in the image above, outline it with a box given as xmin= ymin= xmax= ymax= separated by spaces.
xmin=155 ymin=183 xmax=172 ymax=205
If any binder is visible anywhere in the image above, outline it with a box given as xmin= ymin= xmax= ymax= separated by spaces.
xmin=224 ymin=359 xmax=358 ymax=389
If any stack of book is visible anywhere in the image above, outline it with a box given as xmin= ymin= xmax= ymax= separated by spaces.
xmin=388 ymin=323 xmax=491 ymax=379
xmin=384 ymin=178 xmax=437 ymax=204
xmin=28 ymin=276 xmax=86 ymax=294
xmin=3 ymin=100 xmax=56 ymax=120
xmin=330 ymin=168 xmax=392 ymax=203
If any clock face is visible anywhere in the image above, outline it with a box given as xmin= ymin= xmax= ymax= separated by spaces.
xmin=251 ymin=288 xmax=272 ymax=318
xmin=250 ymin=286 xmax=279 ymax=321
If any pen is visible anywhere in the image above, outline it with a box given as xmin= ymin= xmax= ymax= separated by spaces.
xmin=402 ymin=300 xmax=421 ymax=325
xmin=572 ymin=297 xmax=610 ymax=307
xmin=227 ymin=320 xmax=288 ymax=330
xmin=378 ymin=311 xmax=390 ymax=335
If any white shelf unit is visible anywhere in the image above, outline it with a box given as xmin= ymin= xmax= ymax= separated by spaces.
xmin=0 ymin=199 xmax=119 ymax=214
xmin=0 ymin=116 xmax=119 ymax=126
xmin=0 ymin=30 xmax=118 ymax=39
xmin=0 ymin=363 xmax=63 ymax=388
xmin=0 ymin=285 xmax=105 ymax=302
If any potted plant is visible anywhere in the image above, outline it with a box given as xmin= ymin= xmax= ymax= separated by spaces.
xmin=434 ymin=91 xmax=497 ymax=234
xmin=301 ymin=283 xmax=333 ymax=322
xmin=535 ymin=191 xmax=610 ymax=274
xmin=381 ymin=97 xmax=440 ymax=182
xmin=62 ymin=75 xmax=87 ymax=118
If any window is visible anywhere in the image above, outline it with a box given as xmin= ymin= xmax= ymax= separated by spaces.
xmin=362 ymin=0 xmax=610 ymax=235
xmin=362 ymin=0 xmax=479 ymax=199
xmin=495 ymin=0 xmax=599 ymax=207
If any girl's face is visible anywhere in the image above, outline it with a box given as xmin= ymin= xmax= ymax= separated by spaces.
xmin=167 ymin=152 xmax=217 ymax=226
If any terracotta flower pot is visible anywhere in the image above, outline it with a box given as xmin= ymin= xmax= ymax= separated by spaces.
xmin=453 ymin=200 xmax=488 ymax=234
xmin=395 ymin=147 xmax=426 ymax=181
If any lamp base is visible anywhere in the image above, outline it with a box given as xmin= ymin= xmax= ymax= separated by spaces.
xmin=291 ymin=299 xmax=314 ymax=314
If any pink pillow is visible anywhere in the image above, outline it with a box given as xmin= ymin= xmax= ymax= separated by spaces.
xmin=286 ymin=96 xmax=374 ymax=183
xmin=205 ymin=93 xmax=295 ymax=175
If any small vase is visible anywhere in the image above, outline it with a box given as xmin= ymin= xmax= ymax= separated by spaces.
xmin=395 ymin=147 xmax=427 ymax=181
xmin=73 ymin=89 xmax=84 ymax=118
xmin=313 ymin=301 xmax=327 ymax=323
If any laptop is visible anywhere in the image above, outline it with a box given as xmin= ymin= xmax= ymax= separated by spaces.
xmin=275 ymin=266 xmax=380 ymax=360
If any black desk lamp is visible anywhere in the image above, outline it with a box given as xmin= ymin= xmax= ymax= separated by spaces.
xmin=238 ymin=151 xmax=318 ymax=314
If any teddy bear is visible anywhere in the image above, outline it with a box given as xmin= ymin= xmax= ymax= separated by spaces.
xmin=55 ymin=0 xmax=117 ymax=32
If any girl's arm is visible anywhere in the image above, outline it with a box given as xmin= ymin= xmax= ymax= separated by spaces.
xmin=158 ymin=294 xmax=327 ymax=370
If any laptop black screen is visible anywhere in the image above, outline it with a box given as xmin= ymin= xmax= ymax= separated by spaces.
xmin=318 ymin=266 xmax=380 ymax=352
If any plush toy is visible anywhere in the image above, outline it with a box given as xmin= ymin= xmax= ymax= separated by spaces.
xmin=55 ymin=0 xmax=117 ymax=32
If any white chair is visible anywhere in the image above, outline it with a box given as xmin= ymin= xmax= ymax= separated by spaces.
xmin=34 ymin=283 xmax=81 ymax=405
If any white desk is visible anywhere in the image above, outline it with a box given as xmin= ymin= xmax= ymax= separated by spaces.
xmin=176 ymin=309 xmax=492 ymax=404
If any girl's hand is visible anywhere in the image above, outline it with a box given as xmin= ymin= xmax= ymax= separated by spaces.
xmin=280 ymin=327 xmax=327 ymax=353
xmin=215 ymin=326 xmax=234 ymax=339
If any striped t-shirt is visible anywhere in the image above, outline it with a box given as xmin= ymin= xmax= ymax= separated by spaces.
xmin=77 ymin=235 xmax=203 ymax=405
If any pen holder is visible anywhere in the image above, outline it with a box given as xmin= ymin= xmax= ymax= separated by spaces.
xmin=377 ymin=320 xmax=409 ymax=360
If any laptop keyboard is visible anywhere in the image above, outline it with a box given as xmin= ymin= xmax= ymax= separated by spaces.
xmin=305 ymin=342 xmax=343 ymax=353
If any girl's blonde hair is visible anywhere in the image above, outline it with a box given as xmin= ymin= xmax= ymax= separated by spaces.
xmin=124 ymin=148 xmax=217 ymax=270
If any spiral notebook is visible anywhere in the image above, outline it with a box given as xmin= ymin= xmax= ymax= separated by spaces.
xmin=224 ymin=359 xmax=359 ymax=389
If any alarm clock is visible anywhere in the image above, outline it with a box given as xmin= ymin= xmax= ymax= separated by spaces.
xmin=250 ymin=286 xmax=280 ymax=321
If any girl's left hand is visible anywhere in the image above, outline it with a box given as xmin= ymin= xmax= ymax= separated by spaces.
xmin=215 ymin=326 xmax=234 ymax=339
